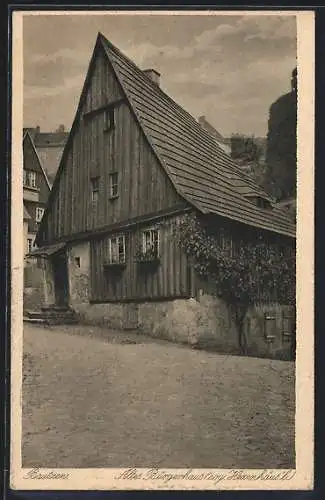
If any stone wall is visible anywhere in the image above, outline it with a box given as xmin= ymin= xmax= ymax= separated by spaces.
xmin=245 ymin=303 xmax=295 ymax=359
xmin=67 ymin=242 xmax=91 ymax=309
xmin=23 ymin=257 xmax=54 ymax=312
xmin=70 ymin=294 xmax=294 ymax=360
xmin=138 ymin=295 xmax=239 ymax=351
xmin=63 ymin=241 xmax=295 ymax=359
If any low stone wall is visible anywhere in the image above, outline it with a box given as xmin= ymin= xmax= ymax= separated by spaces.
xmin=64 ymin=240 xmax=295 ymax=359
xmin=71 ymin=296 xmax=294 ymax=360
xmin=245 ymin=303 xmax=295 ymax=359
xmin=23 ymin=258 xmax=46 ymax=312
xmin=23 ymin=286 xmax=44 ymax=312
xmin=68 ymin=242 xmax=91 ymax=307
xmin=138 ymin=296 xmax=239 ymax=351
xmin=72 ymin=303 xmax=124 ymax=329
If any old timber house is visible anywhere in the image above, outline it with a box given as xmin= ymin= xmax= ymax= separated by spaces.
xmin=31 ymin=33 xmax=296 ymax=358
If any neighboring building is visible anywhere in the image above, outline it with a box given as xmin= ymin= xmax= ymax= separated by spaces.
xmin=266 ymin=67 xmax=297 ymax=200
xmin=32 ymin=33 xmax=295 ymax=358
xmin=23 ymin=129 xmax=51 ymax=256
xmin=23 ymin=206 xmax=32 ymax=255
xmin=25 ymin=125 xmax=69 ymax=185
xmin=255 ymin=137 xmax=267 ymax=164
xmin=197 ymin=116 xmax=231 ymax=155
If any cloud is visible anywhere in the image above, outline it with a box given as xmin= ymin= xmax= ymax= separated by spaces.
xmin=24 ymin=73 xmax=84 ymax=100
xmin=242 ymin=15 xmax=297 ymax=42
xmin=194 ymin=23 xmax=238 ymax=47
xmin=23 ymin=14 xmax=297 ymax=136
xmin=119 ymin=21 xmax=240 ymax=66
xmin=29 ymin=48 xmax=91 ymax=65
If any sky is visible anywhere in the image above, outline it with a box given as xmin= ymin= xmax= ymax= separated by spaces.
xmin=23 ymin=12 xmax=297 ymax=137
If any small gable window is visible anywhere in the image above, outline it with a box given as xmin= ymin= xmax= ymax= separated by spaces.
xmin=91 ymin=177 xmax=100 ymax=202
xmin=35 ymin=207 xmax=45 ymax=222
xmin=104 ymin=108 xmax=115 ymax=132
xmin=109 ymin=172 xmax=119 ymax=199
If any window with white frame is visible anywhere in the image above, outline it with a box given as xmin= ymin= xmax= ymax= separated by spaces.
xmin=109 ymin=172 xmax=119 ymax=198
xmin=107 ymin=235 xmax=126 ymax=264
xmin=29 ymin=171 xmax=36 ymax=188
xmin=142 ymin=228 xmax=160 ymax=256
xmin=27 ymin=238 xmax=33 ymax=254
xmin=35 ymin=207 xmax=45 ymax=222
xmin=23 ymin=169 xmax=37 ymax=188
xmin=91 ymin=177 xmax=100 ymax=202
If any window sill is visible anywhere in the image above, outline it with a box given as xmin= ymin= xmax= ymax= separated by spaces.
xmin=23 ymin=185 xmax=40 ymax=192
xmin=103 ymin=262 xmax=126 ymax=271
xmin=136 ymin=257 xmax=160 ymax=265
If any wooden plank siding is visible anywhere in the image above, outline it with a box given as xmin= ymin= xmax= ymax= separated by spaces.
xmin=90 ymin=215 xmax=190 ymax=302
xmin=41 ymin=43 xmax=183 ymax=245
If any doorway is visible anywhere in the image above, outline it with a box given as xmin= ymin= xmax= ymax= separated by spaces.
xmin=51 ymin=251 xmax=69 ymax=306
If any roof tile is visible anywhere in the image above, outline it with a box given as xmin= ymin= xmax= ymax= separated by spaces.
xmin=100 ymin=34 xmax=295 ymax=238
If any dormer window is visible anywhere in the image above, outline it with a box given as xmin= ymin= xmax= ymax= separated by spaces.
xmin=245 ymin=195 xmax=272 ymax=210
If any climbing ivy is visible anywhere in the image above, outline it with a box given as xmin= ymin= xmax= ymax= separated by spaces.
xmin=177 ymin=214 xmax=296 ymax=353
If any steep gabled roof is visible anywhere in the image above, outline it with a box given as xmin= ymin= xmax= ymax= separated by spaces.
xmin=33 ymin=131 xmax=69 ymax=147
xmin=198 ymin=115 xmax=229 ymax=147
xmin=37 ymin=33 xmax=295 ymax=244
xmin=100 ymin=33 xmax=294 ymax=238
xmin=23 ymin=205 xmax=32 ymax=221
xmin=23 ymin=130 xmax=52 ymax=190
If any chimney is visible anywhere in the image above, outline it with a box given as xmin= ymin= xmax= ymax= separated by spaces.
xmin=143 ymin=68 xmax=160 ymax=86
xmin=57 ymin=124 xmax=65 ymax=133
xmin=198 ymin=115 xmax=215 ymax=136
xmin=36 ymin=125 xmax=40 ymax=134
xmin=198 ymin=116 xmax=207 ymax=126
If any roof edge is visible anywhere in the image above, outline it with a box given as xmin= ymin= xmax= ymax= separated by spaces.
xmin=23 ymin=130 xmax=52 ymax=191
xmin=101 ymin=35 xmax=204 ymax=216
xmin=36 ymin=33 xmax=103 ymax=246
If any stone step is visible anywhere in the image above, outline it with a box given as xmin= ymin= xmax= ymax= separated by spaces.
xmin=41 ymin=305 xmax=71 ymax=312
xmin=44 ymin=317 xmax=79 ymax=325
xmin=23 ymin=316 xmax=46 ymax=324
xmin=25 ymin=307 xmax=79 ymax=326
xmin=27 ymin=310 xmax=76 ymax=319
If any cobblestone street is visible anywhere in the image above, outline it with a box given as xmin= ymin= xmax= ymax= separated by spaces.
xmin=22 ymin=323 xmax=295 ymax=469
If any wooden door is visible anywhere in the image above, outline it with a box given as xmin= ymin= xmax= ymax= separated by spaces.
xmin=52 ymin=251 xmax=69 ymax=306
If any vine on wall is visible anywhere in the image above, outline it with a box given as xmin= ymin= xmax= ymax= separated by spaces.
xmin=177 ymin=214 xmax=296 ymax=353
